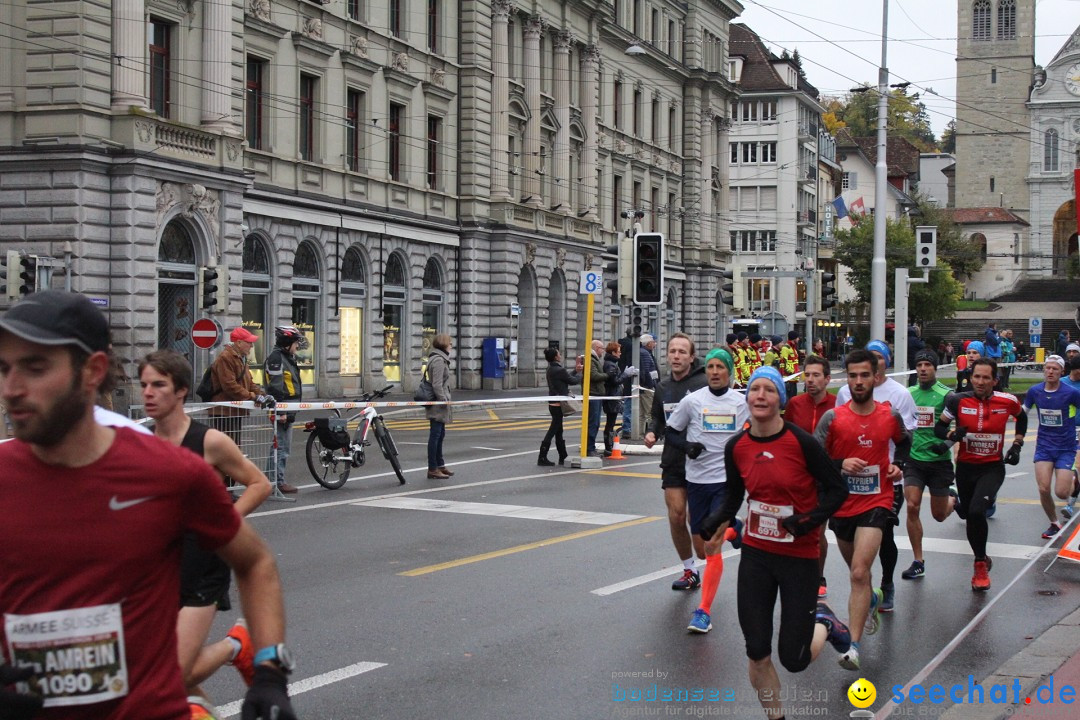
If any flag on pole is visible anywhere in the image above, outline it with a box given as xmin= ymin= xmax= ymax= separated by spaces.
xmin=831 ymin=196 xmax=848 ymax=219
xmin=849 ymin=197 xmax=866 ymax=217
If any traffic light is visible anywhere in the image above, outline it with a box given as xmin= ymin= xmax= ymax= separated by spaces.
xmin=633 ymin=232 xmax=664 ymax=305
xmin=720 ymin=269 xmax=735 ymax=307
xmin=18 ymin=255 xmax=37 ymax=297
xmin=1 ymin=250 xmax=16 ymax=301
xmin=915 ymin=226 xmax=937 ymax=268
xmin=201 ymin=265 xmax=219 ymax=311
xmin=215 ymin=264 xmax=229 ymax=312
xmin=631 ymin=306 xmax=644 ymax=336
xmin=604 ymin=237 xmax=633 ymax=306
xmin=820 ymin=272 xmax=837 ymax=310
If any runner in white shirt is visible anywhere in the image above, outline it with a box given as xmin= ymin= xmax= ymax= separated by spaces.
xmin=835 ymin=340 xmax=917 ymax=614
xmin=666 ymin=348 xmax=750 ymax=634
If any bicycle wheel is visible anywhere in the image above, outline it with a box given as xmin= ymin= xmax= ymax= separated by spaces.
xmin=373 ymin=417 xmax=407 ymax=485
xmin=305 ymin=432 xmax=352 ymax=489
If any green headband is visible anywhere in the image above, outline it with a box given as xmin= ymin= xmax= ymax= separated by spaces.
xmin=705 ymin=347 xmax=734 ymax=375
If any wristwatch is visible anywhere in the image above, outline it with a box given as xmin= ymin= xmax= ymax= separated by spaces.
xmin=254 ymin=643 xmax=296 ymax=674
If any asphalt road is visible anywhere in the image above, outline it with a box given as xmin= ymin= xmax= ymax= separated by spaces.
xmin=198 ymin=402 xmax=1080 ymax=719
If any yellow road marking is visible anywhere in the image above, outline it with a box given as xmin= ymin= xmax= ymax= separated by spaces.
xmin=586 ymin=470 xmax=662 ymax=478
xmin=399 ymin=516 xmax=663 ymax=576
xmin=486 ymin=408 xmax=499 ymax=420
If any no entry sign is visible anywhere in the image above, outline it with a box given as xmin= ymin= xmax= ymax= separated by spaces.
xmin=191 ymin=317 xmax=221 ymax=349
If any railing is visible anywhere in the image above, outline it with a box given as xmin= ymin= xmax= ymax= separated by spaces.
xmin=154 ymin=123 xmax=217 ymax=158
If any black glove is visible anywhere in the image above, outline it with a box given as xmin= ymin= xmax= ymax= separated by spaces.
xmin=781 ymin=513 xmax=818 ymax=537
xmin=0 ymin=664 xmax=43 ymax=720
xmin=699 ymin=510 xmax=723 ymax=541
xmin=928 ymin=442 xmax=949 ymax=455
xmin=951 ymin=426 xmax=968 ymax=442
xmin=685 ymin=442 xmax=706 ymax=460
xmin=241 ymin=666 xmax=297 ymax=720
xmin=1004 ymin=442 xmax=1022 ymax=466
xmin=256 ymin=395 xmax=276 ymax=409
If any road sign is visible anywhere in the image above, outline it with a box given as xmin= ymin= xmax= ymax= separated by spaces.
xmin=579 ymin=269 xmax=602 ymax=295
xmin=1030 ymin=334 xmax=1041 ymax=347
xmin=191 ymin=317 xmax=221 ymax=349
xmin=1029 ymin=316 xmax=1043 ymax=335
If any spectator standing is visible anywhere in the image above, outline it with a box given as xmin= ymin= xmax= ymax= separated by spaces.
xmin=780 ymin=330 xmax=802 ymax=398
xmin=539 ymin=347 xmax=582 ymax=465
xmin=585 ymin=340 xmax=615 ymax=457
xmin=619 ymin=330 xmax=634 ymax=439
xmin=264 ymin=326 xmax=305 ymax=493
xmin=602 ymin=342 xmax=636 ymax=456
xmin=984 ymin=322 xmax=1002 ymax=362
xmin=208 ymin=327 xmax=266 ymax=451
xmin=639 ymin=333 xmax=659 ymax=422
xmin=1058 ymin=329 xmax=1071 ymax=357
xmin=425 ymin=333 xmax=454 ymax=479
xmin=945 ymin=342 xmax=955 ymax=364
xmin=1000 ymin=329 xmax=1016 ymax=390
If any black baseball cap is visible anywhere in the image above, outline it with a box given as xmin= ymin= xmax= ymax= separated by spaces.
xmin=0 ymin=290 xmax=110 ymax=354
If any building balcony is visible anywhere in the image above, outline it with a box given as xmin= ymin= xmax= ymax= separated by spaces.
xmin=799 ymin=165 xmax=817 ymax=185
xmin=798 ymin=122 xmax=819 ymax=141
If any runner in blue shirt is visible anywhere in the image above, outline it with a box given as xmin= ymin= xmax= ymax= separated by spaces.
xmin=1022 ymin=355 xmax=1080 ymax=537
xmin=1062 ymin=355 xmax=1080 ymax=518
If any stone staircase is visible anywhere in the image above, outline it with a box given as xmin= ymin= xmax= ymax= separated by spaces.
xmin=992 ymin=278 xmax=1080 ymax=303
xmin=923 ymin=316 xmax=1074 ymax=354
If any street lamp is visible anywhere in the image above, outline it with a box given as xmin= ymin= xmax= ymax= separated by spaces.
xmin=625 ymin=44 xmax=646 ymax=56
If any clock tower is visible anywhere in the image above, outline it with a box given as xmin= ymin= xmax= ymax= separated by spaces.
xmin=954 ymin=0 xmax=1036 ymax=218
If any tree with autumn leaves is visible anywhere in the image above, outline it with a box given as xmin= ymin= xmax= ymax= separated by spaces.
xmin=823 ymin=85 xmax=939 ymax=153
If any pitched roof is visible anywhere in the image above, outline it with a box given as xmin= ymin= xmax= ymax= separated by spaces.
xmin=944 ymin=207 xmax=1030 ymax=226
xmin=836 ymin=129 xmax=920 ymax=178
xmin=730 ymin=24 xmax=819 ymax=98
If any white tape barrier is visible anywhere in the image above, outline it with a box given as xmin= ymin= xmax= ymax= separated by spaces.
xmin=190 ymin=392 xmax=642 ymax=412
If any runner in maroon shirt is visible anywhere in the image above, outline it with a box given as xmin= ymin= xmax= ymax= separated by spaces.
xmin=783 ymin=354 xmax=836 ymax=599
xmin=700 ymin=366 xmax=849 ymax=720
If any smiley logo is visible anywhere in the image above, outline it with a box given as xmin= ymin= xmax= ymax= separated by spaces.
xmin=848 ymin=678 xmax=877 ymax=708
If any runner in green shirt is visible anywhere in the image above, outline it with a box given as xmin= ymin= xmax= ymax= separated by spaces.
xmin=901 ymin=349 xmax=959 ymax=580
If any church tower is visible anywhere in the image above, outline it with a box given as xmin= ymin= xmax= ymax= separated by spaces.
xmin=954 ymin=0 xmax=1035 ymax=217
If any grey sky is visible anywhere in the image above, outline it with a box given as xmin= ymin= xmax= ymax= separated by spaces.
xmin=737 ymin=0 xmax=1080 ymax=138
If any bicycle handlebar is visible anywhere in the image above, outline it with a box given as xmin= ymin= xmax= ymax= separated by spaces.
xmin=357 ymin=385 xmax=395 ymax=402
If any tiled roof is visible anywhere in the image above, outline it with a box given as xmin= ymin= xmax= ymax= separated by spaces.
xmin=836 ymin=129 xmax=920 ymax=178
xmin=730 ymin=24 xmax=819 ymax=98
xmin=944 ymin=207 xmax=1030 ymax=226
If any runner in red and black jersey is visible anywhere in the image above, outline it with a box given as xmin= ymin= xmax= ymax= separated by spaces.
xmin=814 ymin=349 xmax=911 ymax=671
xmin=934 ymin=357 xmax=1027 ymax=591
xmin=699 ymin=367 xmax=850 ymax=720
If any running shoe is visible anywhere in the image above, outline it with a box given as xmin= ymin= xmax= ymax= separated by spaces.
xmin=687 ymin=608 xmax=712 ymax=633
xmin=972 ymin=557 xmax=991 ymax=592
xmin=901 ymin=560 xmax=925 ymax=580
xmin=226 ymin=620 xmax=255 ymax=686
xmin=1042 ymin=523 xmax=1062 ymax=540
xmin=864 ymin=588 xmax=883 ymax=636
xmin=817 ymin=577 xmax=828 ymax=599
xmin=985 ymin=501 xmax=997 ymax=519
xmin=728 ymin=517 xmax=744 ymax=550
xmin=671 ymin=569 xmax=701 ymax=591
xmin=1063 ymin=502 xmax=1076 ymax=520
xmin=188 ymin=698 xmax=220 ymax=720
xmin=950 ymin=487 xmax=966 ymax=520
xmin=815 ymin=602 xmax=852 ymax=654
xmin=879 ymin=584 xmax=895 ymax=613
xmin=838 ymin=642 xmax=861 ymax=671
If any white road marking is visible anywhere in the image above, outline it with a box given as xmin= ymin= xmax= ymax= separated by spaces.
xmin=472 ymin=446 xmax=502 ymax=451
xmin=355 ymin=497 xmax=642 ymax=525
xmin=1006 ymin=471 xmax=1028 ymax=478
xmin=591 ymin=536 xmax=1048 ymax=596
xmin=394 ymin=441 xmax=428 ymax=446
xmin=217 ymin=661 xmax=387 ymax=717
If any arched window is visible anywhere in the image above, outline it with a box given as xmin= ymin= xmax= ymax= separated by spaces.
xmin=996 ymin=0 xmax=1016 ymax=39
xmin=342 ymin=246 xmax=366 ymax=284
xmin=340 ymin=246 xmax=367 ymax=377
xmin=421 ymin=258 xmax=444 ymax=357
xmin=243 ymin=235 xmax=270 ymax=275
xmin=291 ymin=242 xmax=321 ymax=386
xmin=1044 ymin=128 xmax=1060 ymax=172
xmin=385 ymin=253 xmax=407 ymax=287
xmin=158 ymin=222 xmax=196 ymax=264
xmin=293 ymin=243 xmax=319 ymax=280
xmin=241 ymin=235 xmax=273 ymax=381
xmin=382 ymin=252 xmax=409 ymax=382
xmin=156 ymin=220 xmax=198 ymax=360
xmin=972 ymin=0 xmax=991 ymax=40
xmin=972 ymin=233 xmax=988 ymax=264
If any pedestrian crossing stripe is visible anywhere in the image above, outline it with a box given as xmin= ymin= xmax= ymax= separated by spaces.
xmin=354 ymin=497 xmax=643 ymax=525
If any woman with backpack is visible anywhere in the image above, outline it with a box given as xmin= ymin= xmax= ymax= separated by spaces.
xmin=425 ymin=334 xmax=454 ymax=479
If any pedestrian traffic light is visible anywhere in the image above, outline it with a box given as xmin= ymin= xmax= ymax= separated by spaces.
xmin=215 ymin=264 xmax=229 ymax=312
xmin=201 ymin=265 xmax=219 ymax=311
xmin=820 ymin=272 xmax=837 ymax=310
xmin=631 ymin=306 xmax=644 ymax=336
xmin=915 ymin=226 xmax=937 ymax=269
xmin=632 ymin=232 xmax=664 ymax=305
xmin=18 ymin=255 xmax=37 ymax=297
xmin=720 ymin=269 xmax=735 ymax=307
xmin=1 ymin=250 xmax=17 ymax=301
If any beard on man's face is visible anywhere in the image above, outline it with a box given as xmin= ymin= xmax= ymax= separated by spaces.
xmin=10 ymin=375 xmax=91 ymax=447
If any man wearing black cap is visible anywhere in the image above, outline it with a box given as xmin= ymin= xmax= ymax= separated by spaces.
xmin=0 ymin=291 xmax=297 ymax=720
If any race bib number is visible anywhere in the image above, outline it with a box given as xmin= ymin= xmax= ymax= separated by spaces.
xmin=916 ymin=406 xmax=937 ymax=429
xmin=1039 ymin=408 xmax=1063 ymax=428
xmin=964 ymin=432 xmax=1003 ymax=457
xmin=5 ymin=604 xmax=128 ymax=708
xmin=701 ymin=412 xmax=736 ymax=433
xmin=844 ymin=465 xmax=881 ymax=495
xmin=746 ymin=499 xmax=794 ymax=543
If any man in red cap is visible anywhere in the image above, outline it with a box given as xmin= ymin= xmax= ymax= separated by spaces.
xmin=207 ymin=328 xmax=284 ymax=489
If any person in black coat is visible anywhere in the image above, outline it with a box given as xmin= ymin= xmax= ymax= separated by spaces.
xmin=602 ymin=342 xmax=638 ymax=456
xmin=540 ymin=347 xmax=583 ymax=466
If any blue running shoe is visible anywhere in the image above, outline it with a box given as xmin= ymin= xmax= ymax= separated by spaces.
xmin=879 ymin=584 xmax=895 ymax=613
xmin=815 ymin=602 xmax=851 ymax=654
xmin=864 ymin=588 xmax=883 ymax=636
xmin=729 ymin=517 xmax=744 ymax=550
xmin=687 ymin=608 xmax=712 ymax=634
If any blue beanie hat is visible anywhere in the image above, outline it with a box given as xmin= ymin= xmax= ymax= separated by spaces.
xmin=966 ymin=340 xmax=985 ymax=357
xmin=747 ymin=366 xmax=787 ymax=408
xmin=866 ymin=339 xmax=892 ymax=368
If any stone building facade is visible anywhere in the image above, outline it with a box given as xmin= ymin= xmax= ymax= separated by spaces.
xmin=0 ymin=0 xmax=744 ymax=398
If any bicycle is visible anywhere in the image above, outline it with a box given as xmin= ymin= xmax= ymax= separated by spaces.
xmin=303 ymin=386 xmax=407 ymax=489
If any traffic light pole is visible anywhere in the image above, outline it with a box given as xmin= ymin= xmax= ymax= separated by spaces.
xmin=804 ymin=267 xmax=815 ymax=354
xmin=573 ymin=291 xmax=602 ymax=469
xmin=893 ymin=266 xmax=929 ymax=377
